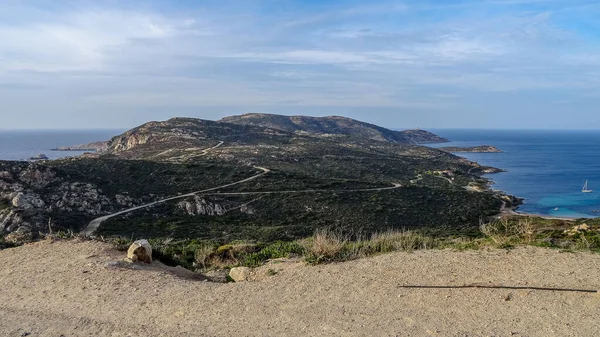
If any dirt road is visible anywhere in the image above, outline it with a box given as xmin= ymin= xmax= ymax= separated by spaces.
xmin=82 ymin=167 xmax=271 ymax=236
xmin=83 ymin=165 xmax=401 ymax=236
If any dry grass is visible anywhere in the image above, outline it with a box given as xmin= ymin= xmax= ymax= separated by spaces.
xmin=307 ymin=228 xmax=347 ymax=261
xmin=365 ymin=230 xmax=438 ymax=253
xmin=574 ymin=233 xmax=591 ymax=250
xmin=305 ymin=228 xmax=439 ymax=264
xmin=479 ymin=217 xmax=600 ymax=252
xmin=194 ymin=245 xmax=215 ymax=269
xmin=480 ymin=218 xmax=539 ymax=246
xmin=101 ymin=217 xmax=600 ymax=270
xmin=516 ymin=218 xmax=536 ymax=243
xmin=480 ymin=219 xmax=511 ymax=246
xmin=247 ymin=219 xmax=599 ymax=267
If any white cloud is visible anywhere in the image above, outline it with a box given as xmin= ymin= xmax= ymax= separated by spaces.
xmin=1 ymin=0 xmax=599 ymax=128
xmin=0 ymin=9 xmax=201 ymax=72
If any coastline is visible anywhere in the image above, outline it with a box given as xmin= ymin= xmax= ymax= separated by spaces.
xmin=443 ymin=142 xmax=596 ymax=221
xmin=489 ymin=171 xmax=600 ymax=220
xmin=488 ymin=176 xmax=584 ymax=221
xmin=433 ymin=129 xmax=600 ymax=221
xmin=498 ymin=205 xmax=580 ymax=221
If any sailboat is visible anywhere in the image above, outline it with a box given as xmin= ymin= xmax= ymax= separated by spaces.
xmin=582 ymin=179 xmax=593 ymax=193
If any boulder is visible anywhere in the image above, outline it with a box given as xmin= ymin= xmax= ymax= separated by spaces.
xmin=29 ymin=154 xmax=49 ymax=161
xmin=127 ymin=240 xmax=153 ymax=264
xmin=11 ymin=192 xmax=45 ymax=210
xmin=229 ymin=267 xmax=253 ymax=282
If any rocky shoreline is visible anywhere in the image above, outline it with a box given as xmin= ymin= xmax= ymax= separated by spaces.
xmin=439 ymin=145 xmax=502 ymax=153
xmin=52 ymin=141 xmax=107 ymax=152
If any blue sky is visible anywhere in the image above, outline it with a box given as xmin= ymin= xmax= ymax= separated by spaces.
xmin=1 ymin=0 xmax=599 ymax=129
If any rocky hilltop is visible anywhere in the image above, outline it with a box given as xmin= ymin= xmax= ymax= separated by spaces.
xmin=0 ymin=114 xmax=509 ymax=245
xmin=220 ymin=113 xmax=448 ymax=144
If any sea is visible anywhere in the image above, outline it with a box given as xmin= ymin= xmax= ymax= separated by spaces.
xmin=0 ymin=129 xmax=599 ymax=218
xmin=430 ymin=129 xmax=600 ymax=218
xmin=0 ymin=130 xmax=123 ymax=161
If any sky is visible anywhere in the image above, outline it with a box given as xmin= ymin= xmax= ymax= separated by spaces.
xmin=1 ymin=0 xmax=599 ymax=130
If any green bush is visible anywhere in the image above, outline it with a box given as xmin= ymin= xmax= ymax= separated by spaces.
xmin=243 ymin=241 xmax=305 ymax=267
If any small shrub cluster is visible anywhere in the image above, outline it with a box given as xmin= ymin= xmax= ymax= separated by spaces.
xmin=243 ymin=241 xmax=305 ymax=267
xmin=103 ymin=228 xmax=440 ymax=269
xmin=304 ymin=228 xmax=348 ymax=263
xmin=0 ymin=237 xmax=20 ymax=250
xmin=110 ymin=238 xmax=307 ymax=270
xmin=97 ymin=216 xmax=600 ymax=272
xmin=304 ymin=228 xmax=439 ymax=264
xmin=479 ymin=217 xmax=600 ymax=251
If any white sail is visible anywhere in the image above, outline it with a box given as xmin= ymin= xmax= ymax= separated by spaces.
xmin=582 ymin=179 xmax=592 ymax=193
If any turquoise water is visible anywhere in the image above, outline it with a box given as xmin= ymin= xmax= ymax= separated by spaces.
xmin=430 ymin=129 xmax=600 ymax=218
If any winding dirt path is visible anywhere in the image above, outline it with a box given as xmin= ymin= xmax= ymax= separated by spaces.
xmin=434 ymin=175 xmax=454 ymax=185
xmin=83 ymin=165 xmax=401 ymax=236
xmin=165 ymin=141 xmax=225 ymax=162
xmin=82 ymin=141 xmax=406 ymax=236
xmin=82 ymin=167 xmax=271 ymax=236
xmin=205 ymin=183 xmax=402 ymax=196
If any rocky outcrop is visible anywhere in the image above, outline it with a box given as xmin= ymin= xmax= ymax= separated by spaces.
xmin=0 ymin=165 xmax=56 ymax=235
xmin=0 ymin=210 xmax=29 ymax=234
xmin=115 ymin=194 xmax=135 ymax=207
xmin=0 ymin=162 xmax=138 ymax=241
xmin=29 ymin=154 xmax=49 ymax=161
xmin=53 ymin=141 xmax=108 ymax=152
xmin=105 ymin=119 xmax=211 ymax=153
xmin=109 ymin=133 xmax=153 ymax=152
xmin=49 ymin=182 xmax=112 ymax=215
xmin=17 ymin=166 xmax=57 ymax=188
xmin=240 ymin=204 xmax=255 ymax=215
xmin=178 ymin=196 xmax=227 ymax=216
xmin=11 ymin=192 xmax=45 ymax=210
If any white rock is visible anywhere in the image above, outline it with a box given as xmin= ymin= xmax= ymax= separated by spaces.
xmin=229 ymin=267 xmax=253 ymax=282
xmin=11 ymin=192 xmax=44 ymax=210
xmin=127 ymin=240 xmax=153 ymax=264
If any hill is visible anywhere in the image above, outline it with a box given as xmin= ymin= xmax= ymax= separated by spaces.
xmin=104 ymin=117 xmax=299 ymax=154
xmin=0 ymin=115 xmax=511 ymax=245
xmin=220 ymin=113 xmax=448 ymax=144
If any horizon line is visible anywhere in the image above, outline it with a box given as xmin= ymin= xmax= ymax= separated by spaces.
xmin=3 ymin=127 xmax=600 ymax=132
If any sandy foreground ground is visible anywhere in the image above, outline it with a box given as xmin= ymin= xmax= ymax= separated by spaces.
xmin=1 ymin=240 xmax=599 ymax=337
